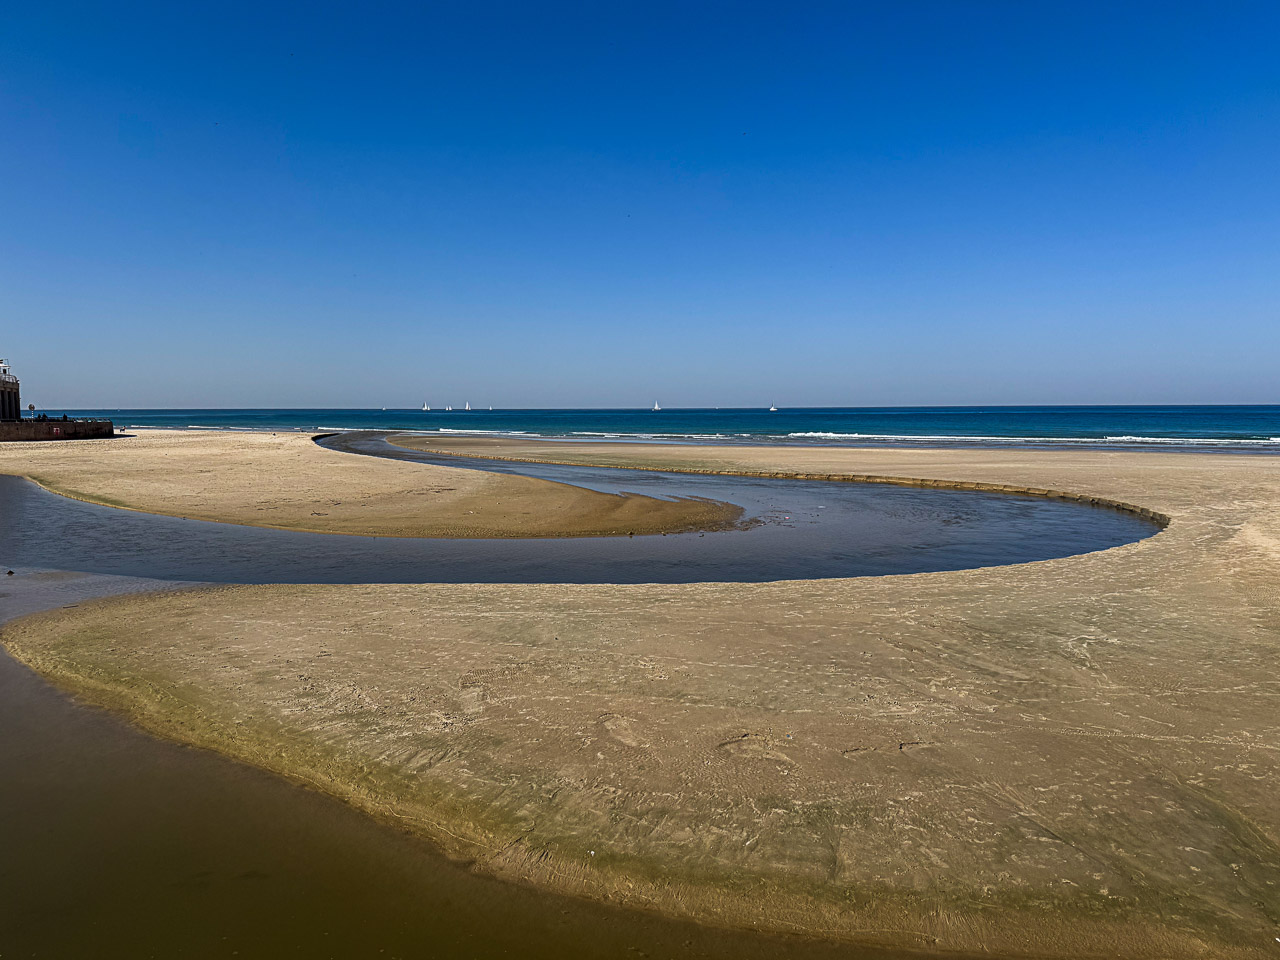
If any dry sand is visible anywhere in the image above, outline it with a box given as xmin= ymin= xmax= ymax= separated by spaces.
xmin=4 ymin=436 xmax=1279 ymax=958
xmin=0 ymin=429 xmax=740 ymax=537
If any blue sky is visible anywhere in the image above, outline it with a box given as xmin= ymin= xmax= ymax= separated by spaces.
xmin=2 ymin=1 xmax=1278 ymax=407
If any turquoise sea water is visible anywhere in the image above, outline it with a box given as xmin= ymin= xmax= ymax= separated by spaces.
xmin=57 ymin=405 xmax=1280 ymax=450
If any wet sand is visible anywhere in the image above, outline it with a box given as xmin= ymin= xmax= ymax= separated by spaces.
xmin=0 ymin=429 xmax=741 ymax=538
xmin=3 ymin=437 xmax=1279 ymax=958
xmin=0 ymin=570 xmax=928 ymax=960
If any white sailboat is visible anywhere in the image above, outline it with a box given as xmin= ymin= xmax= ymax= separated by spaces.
xmin=446 ymin=405 xmax=453 ymax=411
xmin=652 ymin=401 xmax=661 ymax=412
xmin=422 ymin=402 xmax=430 ymax=411
xmin=769 ymin=403 xmax=778 ymax=412
xmin=464 ymin=402 xmax=471 ymax=411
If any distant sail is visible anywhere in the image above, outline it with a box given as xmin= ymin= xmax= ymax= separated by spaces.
xmin=652 ymin=401 xmax=661 ymax=411
xmin=769 ymin=403 xmax=778 ymax=412
xmin=464 ymin=402 xmax=471 ymax=411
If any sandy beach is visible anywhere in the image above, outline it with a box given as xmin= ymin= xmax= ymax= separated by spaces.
xmin=0 ymin=430 xmax=741 ymax=538
xmin=3 ymin=433 xmax=1278 ymax=958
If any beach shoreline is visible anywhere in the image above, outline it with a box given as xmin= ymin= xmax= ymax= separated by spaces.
xmin=2 ymin=436 xmax=1278 ymax=957
xmin=59 ymin=405 xmax=1280 ymax=454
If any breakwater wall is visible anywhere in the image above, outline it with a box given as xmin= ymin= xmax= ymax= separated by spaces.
xmin=0 ymin=420 xmax=114 ymax=442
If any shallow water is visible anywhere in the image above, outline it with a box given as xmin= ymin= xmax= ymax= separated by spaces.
xmin=0 ymin=448 xmax=1160 ymax=957
xmin=0 ymin=436 xmax=1158 ymax=583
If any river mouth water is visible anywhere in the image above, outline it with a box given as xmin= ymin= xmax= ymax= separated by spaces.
xmin=1 ymin=433 xmax=1160 ymax=583
xmin=0 ymin=441 xmax=1162 ymax=958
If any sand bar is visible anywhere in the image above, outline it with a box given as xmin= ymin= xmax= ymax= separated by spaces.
xmin=3 ymin=437 xmax=1279 ymax=958
xmin=0 ymin=430 xmax=741 ymax=538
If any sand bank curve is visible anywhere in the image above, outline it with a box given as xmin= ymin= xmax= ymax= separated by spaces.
xmin=0 ymin=429 xmax=742 ymax=538
xmin=4 ymin=440 xmax=1278 ymax=958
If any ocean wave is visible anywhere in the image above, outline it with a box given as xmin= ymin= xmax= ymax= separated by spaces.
xmin=786 ymin=431 xmax=1280 ymax=445
xmin=433 ymin=428 xmax=532 ymax=436
xmin=570 ymin=431 xmax=734 ymax=442
xmin=786 ymin=431 xmax=1075 ymax=443
xmin=786 ymin=432 xmax=868 ymax=440
xmin=120 ymin=420 xmax=1280 ymax=449
xmin=568 ymin=431 xmax=660 ymax=440
xmin=1102 ymin=435 xmax=1280 ymax=445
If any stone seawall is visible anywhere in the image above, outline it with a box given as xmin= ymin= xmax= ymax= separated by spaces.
xmin=0 ymin=420 xmax=114 ymax=442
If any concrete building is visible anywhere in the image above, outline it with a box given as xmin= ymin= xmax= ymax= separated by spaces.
xmin=0 ymin=358 xmax=19 ymax=421
xmin=0 ymin=358 xmax=115 ymax=441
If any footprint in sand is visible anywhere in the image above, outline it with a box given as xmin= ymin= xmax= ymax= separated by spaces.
xmin=599 ymin=713 xmax=649 ymax=748
xmin=716 ymin=733 xmax=793 ymax=764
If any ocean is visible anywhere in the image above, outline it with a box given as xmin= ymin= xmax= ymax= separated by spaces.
xmin=59 ymin=405 xmax=1280 ymax=451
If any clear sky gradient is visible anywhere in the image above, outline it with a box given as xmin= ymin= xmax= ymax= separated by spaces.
xmin=3 ymin=2 xmax=1277 ymax=408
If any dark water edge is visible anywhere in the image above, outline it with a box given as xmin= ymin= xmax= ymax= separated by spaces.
xmin=54 ymin=404 xmax=1280 ymax=452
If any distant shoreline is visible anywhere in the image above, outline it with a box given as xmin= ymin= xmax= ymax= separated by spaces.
xmin=40 ymin=405 xmax=1280 ymax=453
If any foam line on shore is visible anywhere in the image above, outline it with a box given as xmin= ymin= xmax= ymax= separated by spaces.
xmin=116 ymin=423 xmax=1280 ymax=450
